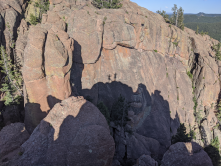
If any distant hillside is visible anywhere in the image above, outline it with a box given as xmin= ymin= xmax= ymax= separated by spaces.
xmin=185 ymin=22 xmax=221 ymax=41
xmin=195 ymin=12 xmax=221 ymax=17
xmin=182 ymin=13 xmax=221 ymax=41
xmin=184 ymin=15 xmax=221 ymax=23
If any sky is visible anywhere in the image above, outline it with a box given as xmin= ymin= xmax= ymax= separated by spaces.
xmin=130 ymin=0 xmax=221 ymax=14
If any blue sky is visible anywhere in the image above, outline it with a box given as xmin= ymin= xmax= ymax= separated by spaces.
xmin=130 ymin=0 xmax=221 ymax=14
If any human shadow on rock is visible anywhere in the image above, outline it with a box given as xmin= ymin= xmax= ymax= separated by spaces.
xmin=71 ymin=75 xmax=181 ymax=161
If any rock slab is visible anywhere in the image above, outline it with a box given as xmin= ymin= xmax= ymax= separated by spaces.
xmin=15 ymin=96 xmax=115 ymax=166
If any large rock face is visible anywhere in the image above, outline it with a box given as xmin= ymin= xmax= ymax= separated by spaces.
xmin=65 ymin=0 xmax=220 ymax=155
xmin=0 ymin=0 xmax=220 ymax=165
xmin=161 ymin=142 xmax=213 ymax=166
xmin=14 ymin=96 xmax=115 ymax=166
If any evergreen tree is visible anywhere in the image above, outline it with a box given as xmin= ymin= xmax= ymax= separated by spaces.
xmin=178 ymin=7 xmax=184 ymax=30
xmin=0 ymin=46 xmax=23 ymax=106
xmin=110 ymin=94 xmax=130 ymax=127
xmin=156 ymin=10 xmax=169 ymax=22
xmin=171 ymin=4 xmax=178 ymax=25
xmin=170 ymin=4 xmax=184 ymax=30
xmin=196 ymin=25 xmax=199 ymax=34
xmin=204 ymin=137 xmax=221 ymax=166
xmin=171 ymin=123 xmax=191 ymax=144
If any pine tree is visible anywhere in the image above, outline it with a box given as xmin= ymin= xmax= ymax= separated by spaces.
xmin=171 ymin=123 xmax=191 ymax=144
xmin=110 ymin=95 xmax=130 ymax=127
xmin=0 ymin=46 xmax=23 ymax=105
xmin=171 ymin=4 xmax=178 ymax=25
xmin=178 ymin=7 xmax=184 ymax=30
xmin=196 ymin=25 xmax=199 ymax=34
xmin=204 ymin=137 xmax=221 ymax=166
xmin=0 ymin=22 xmax=23 ymax=106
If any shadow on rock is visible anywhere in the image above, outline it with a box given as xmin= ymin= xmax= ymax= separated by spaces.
xmin=14 ymin=96 xmax=115 ymax=166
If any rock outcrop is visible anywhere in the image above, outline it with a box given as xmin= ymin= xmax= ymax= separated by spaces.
xmin=134 ymin=154 xmax=158 ymax=166
xmin=161 ymin=142 xmax=213 ymax=166
xmin=22 ymin=10 xmax=74 ymax=133
xmin=0 ymin=123 xmax=29 ymax=159
xmin=13 ymin=96 xmax=115 ymax=166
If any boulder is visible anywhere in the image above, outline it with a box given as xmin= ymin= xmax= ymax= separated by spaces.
xmin=15 ymin=96 xmax=115 ymax=166
xmin=161 ymin=142 xmax=213 ymax=166
xmin=133 ymin=155 xmax=158 ymax=166
xmin=0 ymin=123 xmax=29 ymax=159
xmin=127 ymin=133 xmax=160 ymax=161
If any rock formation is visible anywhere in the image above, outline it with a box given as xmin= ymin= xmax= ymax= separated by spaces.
xmin=0 ymin=0 xmax=220 ymax=165
xmin=13 ymin=96 xmax=115 ymax=166
xmin=161 ymin=142 xmax=213 ymax=166
xmin=0 ymin=123 xmax=29 ymax=160
xmin=22 ymin=11 xmax=74 ymax=133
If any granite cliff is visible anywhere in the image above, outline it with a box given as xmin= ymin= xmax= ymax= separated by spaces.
xmin=0 ymin=0 xmax=220 ymax=165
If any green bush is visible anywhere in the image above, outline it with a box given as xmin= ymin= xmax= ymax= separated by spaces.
xmin=186 ymin=71 xmax=193 ymax=80
xmin=213 ymin=43 xmax=221 ymax=61
xmin=193 ymin=96 xmax=198 ymax=111
xmin=172 ymin=42 xmax=179 ymax=47
xmin=154 ymin=50 xmax=158 ymax=52
xmin=204 ymin=137 xmax=221 ymax=166
xmin=29 ymin=0 xmax=49 ymax=25
xmin=188 ymin=129 xmax=196 ymax=140
xmin=29 ymin=14 xmax=39 ymax=25
xmin=171 ymin=123 xmax=191 ymax=144
xmin=92 ymin=0 xmax=122 ymax=9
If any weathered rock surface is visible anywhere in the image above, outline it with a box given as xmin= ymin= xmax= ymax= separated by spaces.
xmin=127 ymin=133 xmax=160 ymax=161
xmin=22 ymin=10 xmax=74 ymax=133
xmin=134 ymin=154 xmax=158 ymax=166
xmin=0 ymin=123 xmax=29 ymax=159
xmin=161 ymin=142 xmax=213 ymax=166
xmin=13 ymin=96 xmax=115 ymax=166
xmin=0 ymin=0 xmax=26 ymax=55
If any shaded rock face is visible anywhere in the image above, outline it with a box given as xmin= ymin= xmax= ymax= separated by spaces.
xmin=134 ymin=154 xmax=158 ymax=166
xmin=0 ymin=123 xmax=29 ymax=159
xmin=21 ymin=10 xmax=74 ymax=133
xmin=126 ymin=133 xmax=160 ymax=162
xmin=161 ymin=142 xmax=213 ymax=166
xmin=2 ymin=105 xmax=24 ymax=125
xmin=14 ymin=96 xmax=115 ymax=166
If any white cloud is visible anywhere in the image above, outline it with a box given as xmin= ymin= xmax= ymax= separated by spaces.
xmin=165 ymin=6 xmax=168 ymax=8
